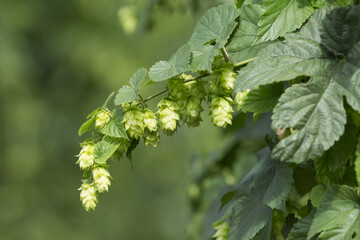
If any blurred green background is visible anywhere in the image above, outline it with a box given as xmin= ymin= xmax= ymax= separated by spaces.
xmin=0 ymin=0 xmax=270 ymax=239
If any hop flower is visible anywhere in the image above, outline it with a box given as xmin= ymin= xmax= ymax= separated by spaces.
xmin=143 ymin=110 xmax=158 ymax=132
xmin=235 ymin=89 xmax=250 ymax=110
xmin=79 ymin=180 xmax=98 ymax=211
xmin=210 ymin=97 xmax=233 ymax=128
xmin=157 ymin=98 xmax=180 ymax=136
xmin=213 ymin=221 xmax=230 ymax=240
xmin=95 ymin=110 xmax=111 ymax=128
xmin=92 ymin=167 xmax=111 ymax=193
xmin=166 ymin=78 xmax=186 ymax=101
xmin=76 ymin=144 xmax=95 ymax=170
xmin=144 ymin=129 xmax=160 ymax=147
xmin=122 ymin=108 xmax=145 ymax=139
xmin=181 ymin=81 xmax=206 ymax=127
xmin=219 ymin=68 xmax=236 ymax=92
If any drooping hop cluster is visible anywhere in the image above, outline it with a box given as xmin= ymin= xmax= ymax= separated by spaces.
xmin=92 ymin=167 xmax=111 ymax=193
xmin=143 ymin=110 xmax=160 ymax=147
xmin=235 ymin=89 xmax=250 ymax=110
xmin=76 ymin=143 xmax=95 ymax=170
xmin=182 ymin=81 xmax=206 ymax=127
xmin=166 ymin=78 xmax=186 ymax=100
xmin=211 ymin=65 xmax=236 ymax=94
xmin=95 ymin=110 xmax=111 ymax=128
xmin=79 ymin=180 xmax=98 ymax=211
xmin=210 ymin=97 xmax=233 ymax=128
xmin=213 ymin=222 xmax=230 ymax=240
xmin=122 ymin=108 xmax=145 ymax=139
xmin=157 ymin=98 xmax=180 ymax=135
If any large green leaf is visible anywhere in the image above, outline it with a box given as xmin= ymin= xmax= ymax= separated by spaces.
xmin=311 ymin=0 xmax=352 ymax=9
xmin=188 ymin=4 xmax=240 ymax=71
xmin=99 ymin=110 xmax=128 ymax=140
xmin=287 ymin=212 xmax=314 ymax=240
xmin=114 ymin=85 xmax=138 ymax=105
xmin=78 ymin=117 xmax=95 ymax=136
xmin=129 ymin=68 xmax=147 ymax=91
xmin=235 ymin=7 xmax=360 ymax=163
xmin=149 ymin=44 xmax=191 ymax=82
xmin=308 ymin=185 xmax=360 ymax=239
xmin=229 ymin=148 xmax=293 ymax=240
xmin=94 ymin=137 xmax=122 ymax=165
xmin=227 ymin=4 xmax=274 ymax=63
xmin=256 ymin=0 xmax=314 ymax=42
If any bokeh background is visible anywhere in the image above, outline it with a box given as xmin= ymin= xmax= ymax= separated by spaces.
xmin=0 ymin=0 xmax=272 ymax=239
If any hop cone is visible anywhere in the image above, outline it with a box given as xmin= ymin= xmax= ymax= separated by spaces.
xmin=95 ymin=110 xmax=111 ymax=128
xmin=166 ymin=78 xmax=186 ymax=101
xmin=79 ymin=180 xmax=98 ymax=211
xmin=76 ymin=144 xmax=95 ymax=170
xmin=122 ymin=108 xmax=145 ymax=139
xmin=219 ymin=68 xmax=236 ymax=92
xmin=144 ymin=129 xmax=160 ymax=147
xmin=213 ymin=222 xmax=230 ymax=240
xmin=157 ymin=98 xmax=180 ymax=136
xmin=210 ymin=97 xmax=233 ymax=128
xmin=92 ymin=167 xmax=111 ymax=193
xmin=143 ymin=110 xmax=160 ymax=147
xmin=235 ymin=90 xmax=250 ymax=110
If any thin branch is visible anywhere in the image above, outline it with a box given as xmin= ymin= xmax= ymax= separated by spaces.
xmin=221 ymin=46 xmax=232 ymax=63
xmin=233 ymin=57 xmax=258 ymax=67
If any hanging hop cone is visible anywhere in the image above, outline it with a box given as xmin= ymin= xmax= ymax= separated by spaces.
xmin=143 ymin=110 xmax=160 ymax=147
xmin=92 ymin=167 xmax=111 ymax=193
xmin=166 ymin=78 xmax=187 ymax=101
xmin=182 ymin=81 xmax=206 ymax=127
xmin=210 ymin=96 xmax=233 ymax=128
xmin=218 ymin=67 xmax=236 ymax=93
xmin=79 ymin=179 xmax=98 ymax=211
xmin=235 ymin=89 xmax=250 ymax=110
xmin=157 ymin=98 xmax=180 ymax=136
xmin=95 ymin=110 xmax=111 ymax=128
xmin=76 ymin=143 xmax=95 ymax=170
xmin=213 ymin=222 xmax=230 ymax=240
xmin=122 ymin=108 xmax=145 ymax=140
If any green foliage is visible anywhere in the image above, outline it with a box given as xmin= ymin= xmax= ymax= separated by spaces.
xmin=76 ymin=1 xmax=360 ymax=240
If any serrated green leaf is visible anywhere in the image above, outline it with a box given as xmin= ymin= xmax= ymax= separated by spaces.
xmin=94 ymin=137 xmax=122 ymax=165
xmin=256 ymin=0 xmax=314 ymax=42
xmin=310 ymin=185 xmax=326 ymax=207
xmin=129 ymin=68 xmax=147 ymax=90
xmin=78 ymin=117 xmax=95 ymax=136
xmin=308 ymin=185 xmax=360 ymax=239
xmin=188 ymin=4 xmax=240 ymax=71
xmin=311 ymin=0 xmax=351 ymax=9
xmin=114 ymin=85 xmax=138 ymax=105
xmin=227 ymin=4 xmax=274 ymax=63
xmin=239 ymin=83 xmax=283 ymax=114
xmin=99 ymin=118 xmax=128 ymax=140
xmin=229 ymin=148 xmax=293 ymax=240
xmin=235 ymin=7 xmax=360 ymax=163
xmin=287 ymin=212 xmax=314 ymax=240
xmin=149 ymin=44 xmax=191 ymax=82
xmin=220 ymin=190 xmax=236 ymax=210
xmin=355 ymin=135 xmax=360 ymax=186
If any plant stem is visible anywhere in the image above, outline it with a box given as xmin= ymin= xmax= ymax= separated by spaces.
xmin=221 ymin=46 xmax=232 ymax=63
xmin=233 ymin=57 xmax=258 ymax=68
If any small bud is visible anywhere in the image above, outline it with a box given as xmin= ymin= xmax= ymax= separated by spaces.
xmin=95 ymin=110 xmax=111 ymax=128
xmin=79 ymin=180 xmax=98 ymax=211
xmin=235 ymin=89 xmax=250 ymax=108
xmin=122 ymin=108 xmax=145 ymax=139
xmin=144 ymin=129 xmax=160 ymax=147
xmin=213 ymin=221 xmax=230 ymax=240
xmin=92 ymin=167 xmax=111 ymax=193
xmin=76 ymin=144 xmax=95 ymax=170
xmin=157 ymin=98 xmax=180 ymax=136
xmin=210 ymin=97 xmax=233 ymax=128
xmin=143 ymin=110 xmax=158 ymax=132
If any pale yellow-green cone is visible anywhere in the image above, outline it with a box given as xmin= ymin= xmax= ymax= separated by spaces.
xmin=144 ymin=129 xmax=160 ymax=147
xmin=76 ymin=144 xmax=95 ymax=170
xmin=219 ymin=68 xmax=236 ymax=92
xmin=79 ymin=180 xmax=98 ymax=211
xmin=122 ymin=108 xmax=145 ymax=139
xmin=184 ymin=97 xmax=204 ymax=127
xmin=166 ymin=78 xmax=186 ymax=101
xmin=210 ymin=97 xmax=233 ymax=128
xmin=157 ymin=98 xmax=180 ymax=136
xmin=95 ymin=110 xmax=111 ymax=128
xmin=213 ymin=222 xmax=230 ymax=240
xmin=143 ymin=110 xmax=158 ymax=132
xmin=92 ymin=167 xmax=111 ymax=193
xmin=235 ymin=89 xmax=250 ymax=110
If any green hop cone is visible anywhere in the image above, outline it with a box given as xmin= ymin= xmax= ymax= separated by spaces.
xmin=210 ymin=96 xmax=233 ymax=128
xmin=235 ymin=89 xmax=250 ymax=110
xmin=143 ymin=110 xmax=158 ymax=132
xmin=142 ymin=110 xmax=160 ymax=147
xmin=95 ymin=110 xmax=111 ymax=128
xmin=92 ymin=167 xmax=111 ymax=193
xmin=166 ymin=78 xmax=186 ymax=101
xmin=122 ymin=108 xmax=145 ymax=139
xmin=144 ymin=129 xmax=160 ymax=147
xmin=218 ymin=68 xmax=236 ymax=93
xmin=76 ymin=144 xmax=95 ymax=170
xmin=79 ymin=179 xmax=98 ymax=211
xmin=213 ymin=221 xmax=230 ymax=240
xmin=157 ymin=98 xmax=180 ymax=136
xmin=181 ymin=81 xmax=206 ymax=127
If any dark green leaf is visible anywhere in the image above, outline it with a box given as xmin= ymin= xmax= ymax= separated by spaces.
xmin=310 ymin=185 xmax=326 ymax=207
xmin=78 ymin=117 xmax=95 ymax=136
xmin=287 ymin=212 xmax=314 ymax=240
xmin=94 ymin=137 xmax=122 ymax=165
xmin=114 ymin=85 xmax=138 ymax=105
xmin=99 ymin=114 xmax=128 ymax=140
xmin=220 ymin=190 xmax=236 ymax=210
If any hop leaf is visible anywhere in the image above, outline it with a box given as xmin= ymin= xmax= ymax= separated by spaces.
xmin=210 ymin=96 xmax=233 ymax=128
xmin=79 ymin=180 xmax=98 ymax=211
xmin=76 ymin=144 xmax=95 ymax=170
xmin=92 ymin=167 xmax=111 ymax=193
xmin=157 ymin=98 xmax=180 ymax=135
xmin=122 ymin=108 xmax=145 ymax=139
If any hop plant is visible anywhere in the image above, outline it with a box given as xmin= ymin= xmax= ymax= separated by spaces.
xmin=235 ymin=89 xmax=250 ymax=110
xmin=92 ymin=167 xmax=111 ymax=193
xmin=213 ymin=221 xmax=230 ymax=240
xmin=95 ymin=110 xmax=111 ymax=128
xmin=218 ymin=68 xmax=236 ymax=92
xmin=143 ymin=110 xmax=160 ymax=147
xmin=122 ymin=108 xmax=145 ymax=139
xmin=210 ymin=96 xmax=233 ymax=128
xmin=157 ymin=98 xmax=180 ymax=136
xmin=76 ymin=143 xmax=95 ymax=170
xmin=79 ymin=180 xmax=98 ymax=211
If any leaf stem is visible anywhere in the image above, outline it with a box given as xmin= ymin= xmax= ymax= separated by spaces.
xmin=221 ymin=46 xmax=232 ymax=63
xmin=233 ymin=57 xmax=258 ymax=68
